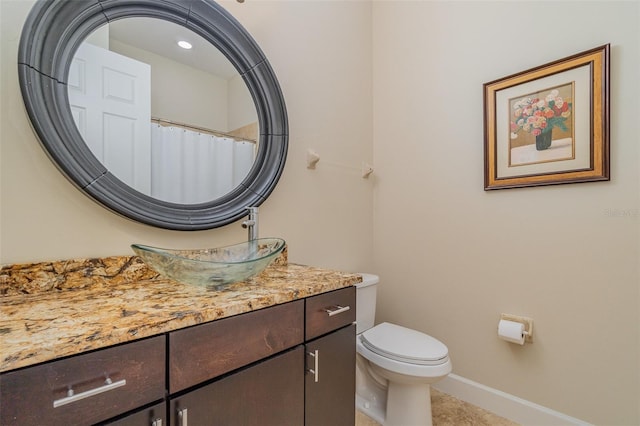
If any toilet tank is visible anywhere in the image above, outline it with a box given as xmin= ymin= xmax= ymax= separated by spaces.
xmin=355 ymin=273 xmax=379 ymax=334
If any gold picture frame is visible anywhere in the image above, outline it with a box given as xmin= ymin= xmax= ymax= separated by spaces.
xmin=484 ymin=45 xmax=610 ymax=190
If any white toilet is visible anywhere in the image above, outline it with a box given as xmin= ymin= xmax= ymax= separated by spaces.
xmin=355 ymin=273 xmax=452 ymax=426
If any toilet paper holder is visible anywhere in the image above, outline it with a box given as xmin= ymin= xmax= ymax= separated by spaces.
xmin=500 ymin=313 xmax=533 ymax=343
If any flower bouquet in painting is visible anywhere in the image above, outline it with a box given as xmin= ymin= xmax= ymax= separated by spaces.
xmin=510 ymin=87 xmax=572 ymax=151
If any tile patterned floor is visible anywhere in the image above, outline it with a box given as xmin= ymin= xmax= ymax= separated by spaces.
xmin=355 ymin=388 xmax=519 ymax=426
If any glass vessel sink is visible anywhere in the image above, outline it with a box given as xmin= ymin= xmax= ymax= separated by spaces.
xmin=131 ymin=238 xmax=286 ymax=288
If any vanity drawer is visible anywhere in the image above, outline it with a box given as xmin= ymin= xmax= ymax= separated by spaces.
xmin=305 ymin=286 xmax=356 ymax=340
xmin=0 ymin=335 xmax=165 ymax=426
xmin=169 ymin=299 xmax=304 ymax=393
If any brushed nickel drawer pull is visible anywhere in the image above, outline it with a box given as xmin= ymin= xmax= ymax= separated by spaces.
xmin=308 ymin=350 xmax=319 ymax=382
xmin=151 ymin=419 xmax=163 ymax=426
xmin=178 ymin=408 xmax=188 ymax=426
xmin=324 ymin=305 xmax=350 ymax=317
xmin=52 ymin=377 xmax=126 ymax=408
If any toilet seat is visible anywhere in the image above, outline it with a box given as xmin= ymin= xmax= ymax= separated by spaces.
xmin=361 ymin=322 xmax=448 ymax=365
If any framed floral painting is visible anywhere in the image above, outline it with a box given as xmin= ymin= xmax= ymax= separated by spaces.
xmin=483 ymin=45 xmax=610 ymax=190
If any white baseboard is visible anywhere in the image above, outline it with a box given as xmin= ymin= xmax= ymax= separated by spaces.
xmin=433 ymin=374 xmax=591 ymax=426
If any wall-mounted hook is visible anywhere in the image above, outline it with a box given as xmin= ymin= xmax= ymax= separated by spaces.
xmin=361 ymin=162 xmax=374 ymax=179
xmin=307 ymin=149 xmax=320 ymax=169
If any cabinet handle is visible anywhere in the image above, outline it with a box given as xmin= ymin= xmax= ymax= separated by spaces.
xmin=324 ymin=305 xmax=350 ymax=317
xmin=178 ymin=408 xmax=188 ymax=426
xmin=151 ymin=419 xmax=163 ymax=426
xmin=308 ymin=350 xmax=319 ymax=383
xmin=52 ymin=377 xmax=126 ymax=408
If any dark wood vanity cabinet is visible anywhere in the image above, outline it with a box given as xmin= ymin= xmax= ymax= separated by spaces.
xmin=167 ymin=286 xmax=356 ymax=426
xmin=0 ymin=287 xmax=356 ymax=426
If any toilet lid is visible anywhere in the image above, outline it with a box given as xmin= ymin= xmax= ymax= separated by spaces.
xmin=361 ymin=322 xmax=449 ymax=366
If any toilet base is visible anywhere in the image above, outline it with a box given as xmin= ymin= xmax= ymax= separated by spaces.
xmin=356 ymin=355 xmax=387 ymax=424
xmin=356 ymin=394 xmax=385 ymax=425
xmin=385 ymin=381 xmax=433 ymax=426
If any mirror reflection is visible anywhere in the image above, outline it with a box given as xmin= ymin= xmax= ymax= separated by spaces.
xmin=67 ymin=18 xmax=259 ymax=204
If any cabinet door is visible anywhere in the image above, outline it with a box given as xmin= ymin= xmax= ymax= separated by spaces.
xmin=101 ymin=402 xmax=166 ymax=426
xmin=305 ymin=324 xmax=356 ymax=426
xmin=169 ymin=346 xmax=303 ymax=426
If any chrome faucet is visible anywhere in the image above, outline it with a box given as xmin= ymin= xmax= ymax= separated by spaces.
xmin=242 ymin=206 xmax=259 ymax=241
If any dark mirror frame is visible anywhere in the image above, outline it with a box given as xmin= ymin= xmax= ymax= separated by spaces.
xmin=18 ymin=0 xmax=288 ymax=230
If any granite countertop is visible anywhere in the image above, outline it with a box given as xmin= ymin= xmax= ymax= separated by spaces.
xmin=0 ymin=252 xmax=361 ymax=373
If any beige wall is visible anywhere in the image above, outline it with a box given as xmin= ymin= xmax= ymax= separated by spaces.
xmin=0 ymin=0 xmax=374 ymax=274
xmin=372 ymin=1 xmax=639 ymax=424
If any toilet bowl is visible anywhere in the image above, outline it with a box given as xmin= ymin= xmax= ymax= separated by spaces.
xmin=355 ymin=274 xmax=452 ymax=426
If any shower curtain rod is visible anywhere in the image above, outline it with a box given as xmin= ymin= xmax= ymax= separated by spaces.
xmin=151 ymin=117 xmax=256 ymax=143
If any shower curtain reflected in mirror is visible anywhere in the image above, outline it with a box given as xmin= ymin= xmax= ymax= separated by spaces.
xmin=150 ymin=124 xmax=255 ymax=204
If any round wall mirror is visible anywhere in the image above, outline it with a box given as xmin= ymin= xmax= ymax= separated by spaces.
xmin=18 ymin=0 xmax=288 ymax=230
